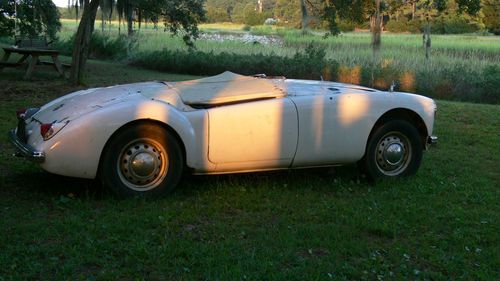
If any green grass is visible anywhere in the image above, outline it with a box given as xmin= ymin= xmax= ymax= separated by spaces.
xmin=0 ymin=57 xmax=499 ymax=280
xmin=54 ymin=20 xmax=500 ymax=69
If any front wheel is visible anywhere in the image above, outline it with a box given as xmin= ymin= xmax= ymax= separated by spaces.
xmin=100 ymin=123 xmax=183 ymax=198
xmin=361 ymin=120 xmax=422 ymax=180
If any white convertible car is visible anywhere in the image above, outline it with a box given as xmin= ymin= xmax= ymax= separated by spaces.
xmin=9 ymin=72 xmax=437 ymax=197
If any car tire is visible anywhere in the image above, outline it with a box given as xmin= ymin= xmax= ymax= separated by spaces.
xmin=361 ymin=120 xmax=422 ymax=180
xmin=100 ymin=122 xmax=183 ymax=198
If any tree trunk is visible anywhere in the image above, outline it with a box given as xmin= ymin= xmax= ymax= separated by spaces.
xmin=412 ymin=1 xmax=416 ymax=20
xmin=101 ymin=7 xmax=104 ymax=33
xmin=423 ymin=21 xmax=431 ymax=60
xmin=300 ymin=0 xmax=309 ymax=33
xmin=108 ymin=5 xmax=113 ymax=33
xmin=371 ymin=0 xmax=382 ymax=54
xmin=69 ymin=0 xmax=100 ymax=85
xmin=370 ymin=0 xmax=382 ymax=88
xmin=138 ymin=10 xmax=142 ymax=30
xmin=127 ymin=7 xmax=133 ymax=36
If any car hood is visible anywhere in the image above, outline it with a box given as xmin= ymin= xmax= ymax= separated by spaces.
xmin=285 ymin=79 xmax=381 ymax=96
xmin=33 ymin=82 xmax=167 ymax=123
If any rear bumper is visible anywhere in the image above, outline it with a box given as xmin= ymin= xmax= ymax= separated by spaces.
xmin=8 ymin=129 xmax=45 ymax=163
xmin=427 ymin=135 xmax=438 ymax=145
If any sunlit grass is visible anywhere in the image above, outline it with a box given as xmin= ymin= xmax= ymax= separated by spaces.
xmin=199 ymin=22 xmax=246 ymax=31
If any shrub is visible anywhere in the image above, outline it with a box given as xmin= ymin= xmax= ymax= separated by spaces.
xmin=89 ymin=32 xmax=130 ymax=59
xmin=385 ymin=19 xmax=408 ymax=33
xmin=478 ymin=65 xmax=500 ymax=104
xmin=337 ymin=20 xmax=356 ymax=32
xmin=431 ymin=16 xmax=481 ymax=34
xmin=482 ymin=0 xmax=500 ymax=35
xmin=205 ymin=7 xmax=231 ymax=23
xmin=54 ymin=32 xmax=131 ymax=60
xmin=385 ymin=16 xmax=480 ymax=34
xmin=407 ymin=19 xmax=423 ymax=33
xmin=129 ymin=43 xmax=338 ymax=81
xmin=242 ymin=25 xmax=251 ymax=32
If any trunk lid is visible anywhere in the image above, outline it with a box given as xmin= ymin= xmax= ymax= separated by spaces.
xmin=32 ymin=82 xmax=166 ymax=123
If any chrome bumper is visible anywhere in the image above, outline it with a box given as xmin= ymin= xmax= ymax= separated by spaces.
xmin=427 ymin=135 xmax=438 ymax=145
xmin=8 ymin=129 xmax=45 ymax=163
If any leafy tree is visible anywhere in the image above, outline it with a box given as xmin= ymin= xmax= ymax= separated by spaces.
xmin=300 ymin=0 xmax=373 ymax=35
xmin=0 ymin=0 xmax=61 ymax=40
xmin=482 ymin=0 xmax=500 ymax=34
xmin=241 ymin=3 xmax=269 ymax=25
xmin=68 ymin=0 xmax=205 ymax=84
xmin=418 ymin=0 xmax=480 ymax=58
xmin=0 ymin=1 xmax=15 ymax=37
xmin=230 ymin=1 xmax=272 ymax=25
xmin=206 ymin=6 xmax=231 ymax=22
xmin=456 ymin=0 xmax=481 ymax=14
xmin=274 ymin=0 xmax=301 ymax=27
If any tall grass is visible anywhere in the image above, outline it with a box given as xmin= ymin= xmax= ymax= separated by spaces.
xmin=53 ymin=21 xmax=500 ymax=104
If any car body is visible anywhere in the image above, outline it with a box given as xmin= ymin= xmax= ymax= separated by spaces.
xmin=9 ymin=71 xmax=437 ymax=197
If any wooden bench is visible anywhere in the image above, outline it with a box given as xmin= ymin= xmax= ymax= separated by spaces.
xmin=1 ymin=47 xmax=65 ymax=79
xmin=0 ymin=61 xmax=23 ymax=71
xmin=39 ymin=60 xmax=71 ymax=69
xmin=15 ymin=37 xmax=53 ymax=50
xmin=0 ymin=61 xmax=22 ymax=67
xmin=0 ymin=36 xmax=69 ymax=79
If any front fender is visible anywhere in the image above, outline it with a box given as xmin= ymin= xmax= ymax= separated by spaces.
xmin=388 ymin=93 xmax=437 ymax=136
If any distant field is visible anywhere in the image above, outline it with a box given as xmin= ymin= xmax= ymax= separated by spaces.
xmin=60 ymin=19 xmax=246 ymax=32
xmin=52 ymin=20 xmax=500 ymax=104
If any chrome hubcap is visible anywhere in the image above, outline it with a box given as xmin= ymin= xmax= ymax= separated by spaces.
xmin=384 ymin=143 xmax=404 ymax=165
xmin=376 ymin=133 xmax=411 ymax=176
xmin=130 ymin=152 xmax=156 ymax=177
xmin=118 ymin=139 xmax=168 ymax=191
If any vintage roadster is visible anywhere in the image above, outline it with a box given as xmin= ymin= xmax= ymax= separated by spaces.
xmin=9 ymin=72 xmax=437 ymax=197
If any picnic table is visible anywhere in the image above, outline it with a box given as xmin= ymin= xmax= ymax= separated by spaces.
xmin=1 ymin=46 xmax=65 ymax=79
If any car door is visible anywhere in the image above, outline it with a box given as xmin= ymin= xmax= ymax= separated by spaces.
xmin=288 ymin=90 xmax=373 ymax=167
xmin=207 ymin=98 xmax=298 ymax=172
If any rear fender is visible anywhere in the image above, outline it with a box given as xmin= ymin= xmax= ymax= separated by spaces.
xmin=38 ymin=99 xmax=208 ymax=179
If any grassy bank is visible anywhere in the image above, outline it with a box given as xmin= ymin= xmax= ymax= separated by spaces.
xmin=0 ymin=58 xmax=499 ymax=280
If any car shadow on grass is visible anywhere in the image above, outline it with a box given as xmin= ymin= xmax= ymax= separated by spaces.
xmin=177 ymin=165 xmax=369 ymax=197
xmin=2 ymin=169 xmax=107 ymax=200
xmin=2 ymin=165 xmax=368 ymax=200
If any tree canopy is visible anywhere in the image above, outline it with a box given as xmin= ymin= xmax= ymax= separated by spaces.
xmin=200 ymin=0 xmax=487 ymax=34
xmin=0 ymin=0 xmax=61 ymax=40
xmin=68 ymin=0 xmax=205 ymax=84
xmin=482 ymin=0 xmax=500 ymax=34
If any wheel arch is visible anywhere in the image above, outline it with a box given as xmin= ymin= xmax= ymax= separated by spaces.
xmin=96 ymin=119 xmax=187 ymax=179
xmin=369 ymin=108 xmax=428 ymax=150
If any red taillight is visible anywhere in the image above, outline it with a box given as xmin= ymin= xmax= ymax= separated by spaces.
xmin=16 ymin=108 xmax=27 ymax=119
xmin=40 ymin=123 xmax=53 ymax=138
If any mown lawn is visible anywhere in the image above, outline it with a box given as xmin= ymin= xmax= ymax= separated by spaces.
xmin=0 ymin=59 xmax=499 ymax=280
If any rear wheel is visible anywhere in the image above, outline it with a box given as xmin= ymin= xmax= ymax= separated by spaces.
xmin=101 ymin=123 xmax=183 ymax=198
xmin=361 ymin=120 xmax=422 ymax=180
